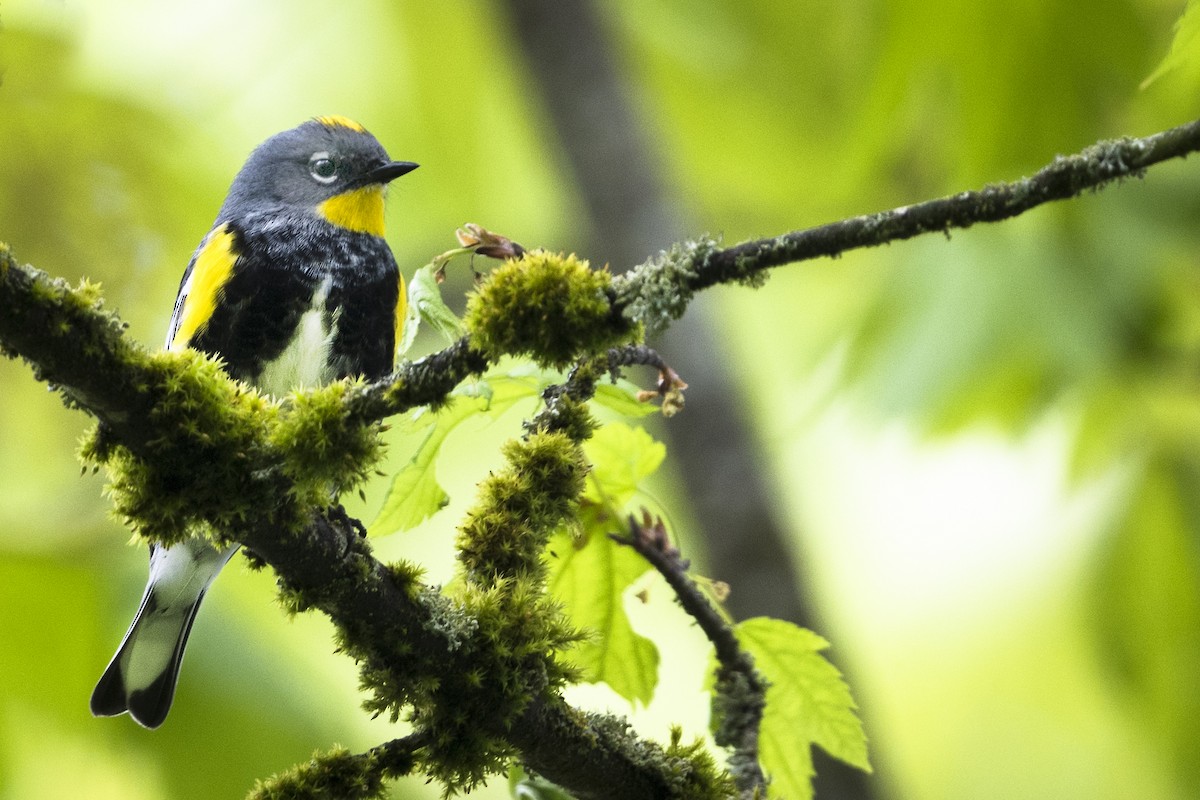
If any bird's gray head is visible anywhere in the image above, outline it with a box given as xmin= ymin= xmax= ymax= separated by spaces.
xmin=217 ymin=115 xmax=418 ymax=236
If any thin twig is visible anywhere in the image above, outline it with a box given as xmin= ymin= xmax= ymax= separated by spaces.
xmin=602 ymin=344 xmax=689 ymax=415
xmin=615 ymin=117 xmax=1200 ymax=333
xmin=529 ymin=344 xmax=685 ymax=434
xmin=603 ymin=343 xmax=674 ymax=373
xmin=696 ymin=119 xmax=1200 ymax=286
xmin=611 ymin=511 xmax=768 ymax=799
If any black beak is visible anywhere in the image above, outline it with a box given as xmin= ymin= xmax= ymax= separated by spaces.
xmin=364 ymin=160 xmax=419 ymax=184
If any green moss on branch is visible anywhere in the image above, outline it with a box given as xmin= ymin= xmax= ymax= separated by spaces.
xmin=464 ymin=251 xmax=636 ymax=369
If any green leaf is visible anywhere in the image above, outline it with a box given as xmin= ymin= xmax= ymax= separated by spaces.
xmin=369 ymin=424 xmax=451 ymax=535
xmin=398 ymin=263 xmax=465 ymax=357
xmin=1142 ymin=1 xmax=1200 ymax=88
xmin=547 ymin=422 xmax=666 ymax=704
xmin=582 ymin=422 xmax=666 ymax=508
xmin=369 ymin=376 xmax=541 ymax=535
xmin=548 ymin=515 xmax=659 ymax=705
xmin=592 ymin=381 xmax=660 ymax=419
xmin=734 ymin=618 xmax=871 ymax=800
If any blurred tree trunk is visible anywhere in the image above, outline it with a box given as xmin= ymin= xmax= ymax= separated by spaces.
xmin=499 ymin=1 xmax=878 ymax=797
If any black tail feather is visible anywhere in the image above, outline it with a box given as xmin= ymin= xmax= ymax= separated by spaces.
xmin=90 ymin=589 xmax=207 ymax=729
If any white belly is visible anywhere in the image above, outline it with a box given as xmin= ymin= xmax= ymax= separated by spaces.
xmin=256 ymin=276 xmax=338 ymax=395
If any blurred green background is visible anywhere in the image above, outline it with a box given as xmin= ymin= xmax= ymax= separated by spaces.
xmin=3 ymin=0 xmax=1200 ymax=798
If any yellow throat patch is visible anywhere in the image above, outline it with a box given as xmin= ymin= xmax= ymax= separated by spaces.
xmin=318 ymin=185 xmax=387 ymax=237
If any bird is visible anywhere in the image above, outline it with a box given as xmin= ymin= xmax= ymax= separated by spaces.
xmin=90 ymin=116 xmax=418 ymax=728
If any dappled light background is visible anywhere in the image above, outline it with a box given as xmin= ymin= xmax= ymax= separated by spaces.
xmin=2 ymin=1 xmax=1200 ymax=798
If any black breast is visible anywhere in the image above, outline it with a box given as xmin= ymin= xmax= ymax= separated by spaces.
xmin=188 ymin=218 xmax=399 ymax=385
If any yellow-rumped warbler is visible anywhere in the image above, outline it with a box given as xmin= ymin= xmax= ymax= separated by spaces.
xmin=90 ymin=116 xmax=417 ymax=728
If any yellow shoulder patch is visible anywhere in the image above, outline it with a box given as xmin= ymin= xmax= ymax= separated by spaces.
xmin=314 ymin=115 xmax=365 ymax=132
xmin=170 ymin=225 xmax=238 ymax=350
xmin=317 ymin=185 xmax=387 ymax=236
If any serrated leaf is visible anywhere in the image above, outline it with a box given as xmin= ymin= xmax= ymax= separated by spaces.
xmin=369 ymin=424 xmax=450 ymax=534
xmin=583 ymin=422 xmax=666 ymax=508
xmin=546 ymin=422 xmax=666 ymax=704
xmin=548 ymin=514 xmax=658 ymax=705
xmin=733 ymin=618 xmax=871 ymax=800
xmin=369 ymin=376 xmax=541 ymax=535
xmin=1142 ymin=0 xmax=1200 ymax=88
xmin=398 ymin=263 xmax=464 ymax=357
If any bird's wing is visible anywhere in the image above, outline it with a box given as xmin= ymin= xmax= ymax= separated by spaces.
xmin=166 ymin=223 xmax=241 ymax=350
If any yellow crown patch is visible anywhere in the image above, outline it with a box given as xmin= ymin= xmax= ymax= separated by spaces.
xmin=314 ymin=115 xmax=365 ymax=132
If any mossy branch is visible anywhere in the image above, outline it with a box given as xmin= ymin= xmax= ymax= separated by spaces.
xmin=248 ymin=735 xmax=426 ymax=800
xmin=4 ymin=115 xmax=1200 ymax=799
xmin=0 ymin=251 xmax=713 ymax=797
xmin=0 ymin=253 xmax=168 ymax=454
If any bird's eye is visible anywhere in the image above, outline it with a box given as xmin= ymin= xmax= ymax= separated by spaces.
xmin=309 ymin=154 xmax=338 ymax=183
